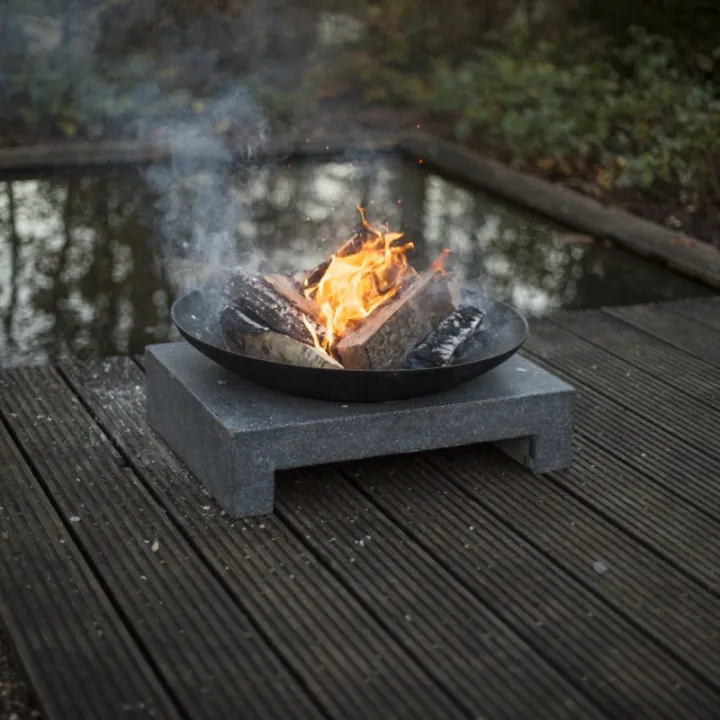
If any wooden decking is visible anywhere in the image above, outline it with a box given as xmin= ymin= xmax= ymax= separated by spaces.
xmin=1 ymin=297 xmax=719 ymax=720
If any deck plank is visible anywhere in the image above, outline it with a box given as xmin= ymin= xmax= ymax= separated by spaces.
xmin=548 ymin=310 xmax=720 ymax=410
xmin=522 ymin=330 xmax=720 ymax=591
xmin=661 ymin=298 xmax=720 ymax=333
xmin=535 ymin=362 xmax=720 ymax=518
xmin=0 ymin=366 xmax=323 ymax=720
xmin=605 ymin=304 xmax=720 ymax=365
xmin=525 ymin=322 xmax=720 ymax=466
xmin=60 ymin=359 xmax=602 ymax=720
xmin=4 ymin=296 xmax=720 ymax=719
xmin=60 ymin=359 xmax=466 ymax=720
xmin=280 ymin=463 xmax=720 ymax=720
xmin=0 ymin=425 xmax=180 ymax=720
xmin=0 ymin=421 xmax=180 ymax=720
xmin=423 ymin=446 xmax=720 ymax=690
xmin=334 ymin=448 xmax=720 ymax=718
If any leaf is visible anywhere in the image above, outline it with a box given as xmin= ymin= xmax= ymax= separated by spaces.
xmin=59 ymin=120 xmax=77 ymax=137
xmin=595 ymin=167 xmax=614 ymax=190
xmin=536 ymin=157 xmax=555 ymax=170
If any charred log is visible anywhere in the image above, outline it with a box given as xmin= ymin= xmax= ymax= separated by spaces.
xmin=219 ymin=304 xmax=269 ymax=337
xmin=224 ymin=268 xmax=321 ymax=345
xmin=336 ymin=270 xmax=455 ymax=370
xmin=220 ymin=305 xmax=341 ymax=370
xmin=403 ymin=306 xmax=485 ymax=369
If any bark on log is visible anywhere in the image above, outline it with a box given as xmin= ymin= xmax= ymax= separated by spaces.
xmin=220 ymin=305 xmax=341 ymax=369
xmin=223 ymin=268 xmax=321 ymax=345
xmin=335 ymin=270 xmax=455 ymax=370
xmin=263 ymin=273 xmax=322 ymax=321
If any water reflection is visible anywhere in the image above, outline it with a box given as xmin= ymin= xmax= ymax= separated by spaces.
xmin=0 ymin=156 xmax=709 ymax=367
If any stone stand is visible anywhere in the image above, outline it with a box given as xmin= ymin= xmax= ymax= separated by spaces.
xmin=145 ymin=343 xmax=575 ymax=518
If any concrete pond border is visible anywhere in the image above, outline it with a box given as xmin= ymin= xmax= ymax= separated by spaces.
xmin=1 ymin=129 xmax=719 ymax=290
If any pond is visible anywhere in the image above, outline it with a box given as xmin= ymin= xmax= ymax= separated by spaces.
xmin=0 ymin=154 xmax=711 ymax=368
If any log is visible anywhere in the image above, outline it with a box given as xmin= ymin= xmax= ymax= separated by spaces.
xmin=219 ymin=304 xmax=268 ymax=337
xmin=219 ymin=306 xmax=342 ymax=370
xmin=302 ymin=231 xmax=367 ymax=287
xmin=402 ymin=306 xmax=485 ymax=369
xmin=302 ymin=226 xmax=408 ymax=288
xmin=263 ymin=273 xmax=322 ymax=321
xmin=223 ymin=269 xmax=321 ymax=345
xmin=335 ymin=270 xmax=455 ymax=370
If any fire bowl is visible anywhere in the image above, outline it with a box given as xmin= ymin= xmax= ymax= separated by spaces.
xmin=171 ymin=282 xmax=528 ymax=403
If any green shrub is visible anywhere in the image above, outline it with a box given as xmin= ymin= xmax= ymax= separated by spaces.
xmin=432 ymin=25 xmax=720 ymax=201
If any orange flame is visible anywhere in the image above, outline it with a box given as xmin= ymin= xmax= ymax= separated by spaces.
xmin=305 ymin=208 xmax=451 ymax=353
xmin=431 ymin=248 xmax=452 ymax=274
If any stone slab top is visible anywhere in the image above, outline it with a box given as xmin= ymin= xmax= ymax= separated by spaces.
xmin=146 ymin=342 xmax=574 ymax=434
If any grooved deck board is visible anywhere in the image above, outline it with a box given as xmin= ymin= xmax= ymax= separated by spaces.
xmin=524 ymin=354 xmax=720 ymax=519
xmin=425 ymin=446 xmax=720 ymax=689
xmin=0 ymin=422 xmax=180 ymax=720
xmin=0 ymin=366 xmax=323 ymax=720
xmin=62 ymin=360 xmax=602 ymax=720
xmin=549 ymin=310 xmax=720 ymax=410
xmin=3 ymin=296 xmax=720 ymax=720
xmin=525 ymin=321 xmax=720 ymax=466
xmin=336 ymin=453 xmax=720 ymax=718
xmin=60 ymin=359 xmax=464 ymax=720
xmin=605 ymin=304 xmax=720 ymax=365
xmin=277 ymin=469 xmax=606 ymax=720
xmin=662 ymin=298 xmax=720 ymax=333
xmin=522 ymin=330 xmax=720 ymax=590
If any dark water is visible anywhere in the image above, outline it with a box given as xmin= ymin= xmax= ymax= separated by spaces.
xmin=0 ymin=155 xmax=710 ymax=368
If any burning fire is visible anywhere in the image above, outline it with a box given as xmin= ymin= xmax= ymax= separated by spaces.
xmin=304 ymin=207 xmax=450 ymax=352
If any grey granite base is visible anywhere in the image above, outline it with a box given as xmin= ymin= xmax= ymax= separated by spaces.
xmin=145 ymin=343 xmax=575 ymax=518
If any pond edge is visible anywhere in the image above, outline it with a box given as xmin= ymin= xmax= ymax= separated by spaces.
xmin=398 ymin=131 xmax=720 ymax=291
xmin=0 ymin=131 xmax=718 ymax=291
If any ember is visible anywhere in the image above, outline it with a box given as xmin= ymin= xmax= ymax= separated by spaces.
xmin=220 ymin=208 xmax=485 ymax=371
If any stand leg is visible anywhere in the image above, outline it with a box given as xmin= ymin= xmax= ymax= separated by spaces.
xmin=224 ymin=463 xmax=276 ymax=518
xmin=495 ymin=428 xmax=573 ymax=474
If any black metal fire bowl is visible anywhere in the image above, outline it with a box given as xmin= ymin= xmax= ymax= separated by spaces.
xmin=171 ymin=282 xmax=529 ymax=403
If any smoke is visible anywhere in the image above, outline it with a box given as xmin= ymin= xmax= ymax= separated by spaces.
xmin=142 ymin=87 xmax=269 ymax=296
xmin=3 ymin=0 xmax=335 ymax=286
xmin=3 ymin=0 xmax=394 ymax=308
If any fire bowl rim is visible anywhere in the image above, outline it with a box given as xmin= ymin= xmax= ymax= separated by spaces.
xmin=170 ymin=283 xmax=529 ymax=376
xmin=170 ymin=283 xmax=528 ymax=401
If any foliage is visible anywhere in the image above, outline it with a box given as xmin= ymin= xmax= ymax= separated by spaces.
xmin=342 ymin=0 xmax=526 ymax=104
xmin=431 ymin=25 xmax=720 ymax=201
xmin=0 ymin=0 xmax=318 ymax=139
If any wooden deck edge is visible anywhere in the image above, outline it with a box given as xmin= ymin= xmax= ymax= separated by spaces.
xmin=397 ymin=131 xmax=720 ymax=291
xmin=0 ymin=132 xmax=398 ymax=174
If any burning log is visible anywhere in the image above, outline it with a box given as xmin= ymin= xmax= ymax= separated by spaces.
xmin=263 ymin=273 xmax=322 ymax=322
xmin=335 ymin=270 xmax=455 ymax=370
xmin=403 ymin=306 xmax=485 ymax=369
xmin=220 ymin=306 xmax=341 ymax=370
xmin=224 ymin=269 xmax=322 ymax=345
xmin=302 ymin=222 xmax=409 ymax=289
xmin=302 ymin=231 xmax=368 ymax=287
